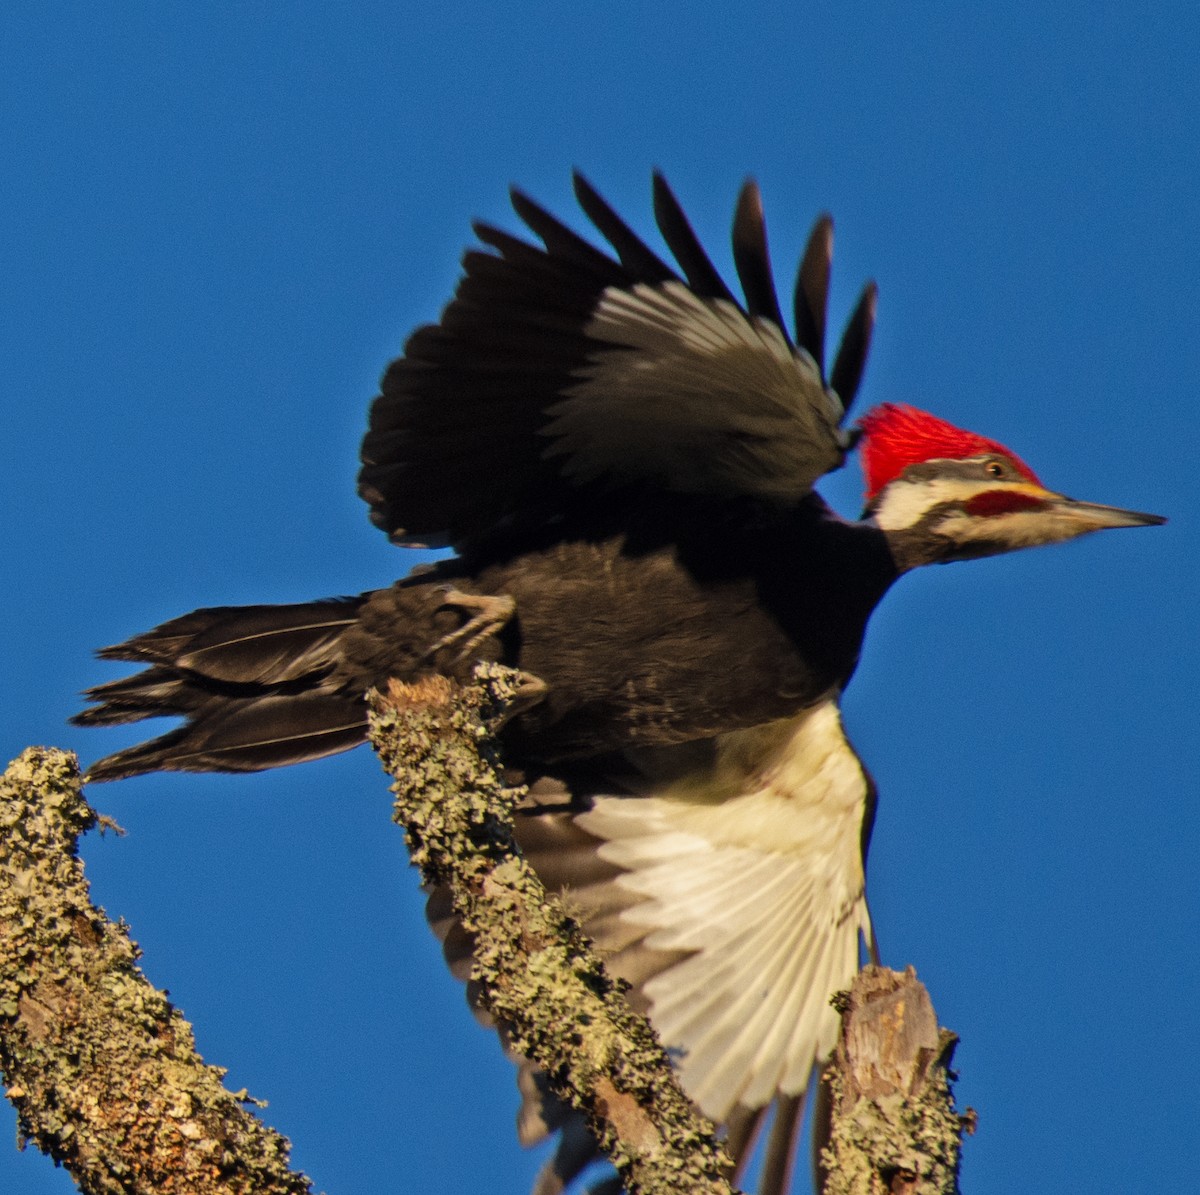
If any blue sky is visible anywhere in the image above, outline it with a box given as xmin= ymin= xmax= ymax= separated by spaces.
xmin=2 ymin=5 xmax=1196 ymax=1192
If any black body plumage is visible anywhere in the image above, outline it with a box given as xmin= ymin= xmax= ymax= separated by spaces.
xmin=79 ymin=506 xmax=896 ymax=781
xmin=80 ymin=173 xmax=883 ymax=784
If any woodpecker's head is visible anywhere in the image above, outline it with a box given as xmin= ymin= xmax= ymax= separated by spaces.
xmin=858 ymin=404 xmax=1164 ymax=570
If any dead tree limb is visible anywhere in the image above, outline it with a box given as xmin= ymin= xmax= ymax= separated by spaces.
xmin=817 ymin=966 xmax=971 ymax=1195
xmin=0 ymin=747 xmax=313 ymax=1195
xmin=368 ymin=665 xmax=736 ymax=1195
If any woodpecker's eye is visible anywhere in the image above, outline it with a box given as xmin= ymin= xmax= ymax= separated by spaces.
xmin=985 ymin=460 xmax=1006 ymax=478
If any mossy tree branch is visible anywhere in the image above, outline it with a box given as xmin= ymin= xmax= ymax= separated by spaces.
xmin=1 ymin=689 xmax=969 ymax=1195
xmin=368 ymin=666 xmax=736 ymax=1195
xmin=0 ymin=747 xmax=313 ymax=1195
xmin=818 ymin=966 xmax=971 ymax=1195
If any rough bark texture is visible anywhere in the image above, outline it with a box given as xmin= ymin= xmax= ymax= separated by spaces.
xmin=0 ymin=747 xmax=313 ymax=1195
xmin=2 ymin=713 xmax=968 ymax=1195
xmin=368 ymin=665 xmax=737 ymax=1195
xmin=817 ymin=966 xmax=970 ymax=1195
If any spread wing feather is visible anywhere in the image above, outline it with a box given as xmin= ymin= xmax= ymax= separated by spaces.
xmin=426 ymin=697 xmax=875 ymax=1195
xmin=651 ymin=171 xmax=737 ymax=303
xmin=794 ymin=214 xmax=832 ymax=373
xmin=359 ymin=173 xmax=875 ymax=551
xmin=731 ymin=180 xmax=788 ymax=331
xmin=830 ymin=282 xmax=878 ymax=422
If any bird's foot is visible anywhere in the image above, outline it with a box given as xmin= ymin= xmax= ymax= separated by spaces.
xmin=425 ymin=589 xmax=516 ymax=665
xmin=495 ymin=670 xmax=549 ymax=726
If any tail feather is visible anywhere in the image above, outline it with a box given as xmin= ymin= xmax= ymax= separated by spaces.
xmin=75 ymin=667 xmax=205 ymax=725
xmin=96 ymin=598 xmax=362 ymax=683
xmin=76 ymin=597 xmax=372 ymax=782
xmin=82 ymin=693 xmax=368 ymax=782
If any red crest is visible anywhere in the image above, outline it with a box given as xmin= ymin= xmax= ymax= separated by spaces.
xmin=857 ymin=404 xmax=1041 ymax=499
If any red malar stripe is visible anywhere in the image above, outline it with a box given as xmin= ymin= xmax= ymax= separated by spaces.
xmin=964 ymin=490 xmax=1048 ymax=517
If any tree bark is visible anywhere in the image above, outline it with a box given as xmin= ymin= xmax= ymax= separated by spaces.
xmin=0 ymin=747 xmax=313 ymax=1195
xmin=2 ymin=683 xmax=969 ymax=1195
xmin=816 ymin=966 xmax=971 ymax=1195
xmin=367 ymin=665 xmax=736 ymax=1195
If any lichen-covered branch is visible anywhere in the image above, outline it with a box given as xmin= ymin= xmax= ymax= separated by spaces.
xmin=0 ymin=747 xmax=314 ymax=1195
xmin=817 ymin=966 xmax=972 ymax=1195
xmin=368 ymin=666 xmax=736 ymax=1195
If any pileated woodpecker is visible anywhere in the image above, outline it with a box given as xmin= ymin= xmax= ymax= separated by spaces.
xmin=76 ymin=174 xmax=1162 ymax=1195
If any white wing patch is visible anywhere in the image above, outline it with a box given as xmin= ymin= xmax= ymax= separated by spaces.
xmin=575 ymin=698 xmax=871 ymax=1122
xmin=542 ymin=281 xmax=846 ymax=501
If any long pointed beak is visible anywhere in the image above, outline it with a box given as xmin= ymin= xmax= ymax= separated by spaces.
xmin=1047 ymin=495 xmax=1166 ymax=532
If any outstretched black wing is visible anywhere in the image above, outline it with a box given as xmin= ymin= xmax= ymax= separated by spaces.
xmin=359 ymin=173 xmax=877 ymax=550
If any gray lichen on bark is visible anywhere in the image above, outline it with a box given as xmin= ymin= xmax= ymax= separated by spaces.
xmin=818 ymin=966 xmax=968 ymax=1195
xmin=0 ymin=747 xmax=314 ymax=1195
xmin=368 ymin=665 xmax=737 ymax=1195
xmin=1 ymin=686 xmax=970 ymax=1195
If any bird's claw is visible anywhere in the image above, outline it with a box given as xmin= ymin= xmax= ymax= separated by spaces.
xmin=496 ymin=671 xmax=549 ymax=726
xmin=425 ymin=589 xmax=517 ymax=665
